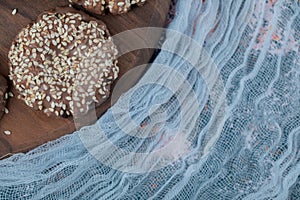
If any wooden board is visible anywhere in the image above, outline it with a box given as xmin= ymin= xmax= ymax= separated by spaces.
xmin=0 ymin=0 xmax=171 ymax=158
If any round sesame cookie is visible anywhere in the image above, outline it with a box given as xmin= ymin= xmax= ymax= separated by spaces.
xmin=70 ymin=0 xmax=146 ymax=15
xmin=8 ymin=8 xmax=119 ymax=117
xmin=0 ymin=75 xmax=8 ymax=120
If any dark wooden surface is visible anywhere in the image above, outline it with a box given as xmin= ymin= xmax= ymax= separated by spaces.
xmin=0 ymin=0 xmax=170 ymax=158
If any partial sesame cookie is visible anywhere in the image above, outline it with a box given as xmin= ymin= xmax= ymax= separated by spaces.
xmin=8 ymin=8 xmax=119 ymax=117
xmin=69 ymin=0 xmax=146 ymax=15
xmin=71 ymin=0 xmax=106 ymax=15
xmin=106 ymin=0 xmax=132 ymax=15
xmin=0 ymin=75 xmax=8 ymax=120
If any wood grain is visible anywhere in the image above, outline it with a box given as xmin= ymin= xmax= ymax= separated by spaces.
xmin=0 ymin=0 xmax=170 ymax=158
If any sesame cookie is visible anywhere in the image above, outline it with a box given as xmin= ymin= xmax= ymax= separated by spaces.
xmin=70 ymin=0 xmax=146 ymax=15
xmin=8 ymin=8 xmax=119 ymax=117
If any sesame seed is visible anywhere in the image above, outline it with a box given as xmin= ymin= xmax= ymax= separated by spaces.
xmin=66 ymin=96 xmax=72 ymax=101
xmin=12 ymin=9 xmax=17 ymax=15
xmin=4 ymin=130 xmax=11 ymax=135
xmin=117 ymin=2 xmax=125 ymax=7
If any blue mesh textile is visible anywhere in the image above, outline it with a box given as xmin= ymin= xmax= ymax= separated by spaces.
xmin=0 ymin=0 xmax=299 ymax=199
